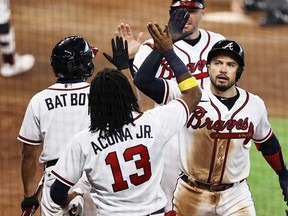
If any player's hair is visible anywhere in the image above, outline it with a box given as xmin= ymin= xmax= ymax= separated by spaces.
xmin=89 ymin=68 xmax=141 ymax=137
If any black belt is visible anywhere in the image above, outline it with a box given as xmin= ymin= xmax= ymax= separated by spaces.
xmin=180 ymin=174 xmax=245 ymax=192
xmin=147 ymin=208 xmax=165 ymax=215
xmin=45 ymin=159 xmax=58 ymax=168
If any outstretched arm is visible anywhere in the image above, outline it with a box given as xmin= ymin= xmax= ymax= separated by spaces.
xmin=134 ymin=22 xmax=201 ymax=112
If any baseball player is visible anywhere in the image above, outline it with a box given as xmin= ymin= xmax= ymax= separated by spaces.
xmin=0 ymin=0 xmax=34 ymax=77
xmin=131 ymin=0 xmax=225 ymax=212
xmin=134 ymin=38 xmax=288 ymax=215
xmin=18 ymin=36 xmax=98 ymax=216
xmin=49 ymin=27 xmax=201 ymax=216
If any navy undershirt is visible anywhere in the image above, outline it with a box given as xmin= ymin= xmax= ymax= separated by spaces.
xmin=213 ymin=89 xmax=240 ymax=110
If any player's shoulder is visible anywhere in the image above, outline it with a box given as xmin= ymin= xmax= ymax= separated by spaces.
xmin=199 ymin=28 xmax=225 ymax=41
xmin=238 ymin=87 xmax=265 ymax=105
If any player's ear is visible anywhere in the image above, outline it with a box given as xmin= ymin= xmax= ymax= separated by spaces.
xmin=206 ymin=63 xmax=210 ymax=74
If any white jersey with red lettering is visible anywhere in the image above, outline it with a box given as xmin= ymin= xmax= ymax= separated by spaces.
xmin=52 ymin=99 xmax=190 ymax=216
xmin=18 ymin=82 xmax=90 ymax=163
xmin=133 ymin=29 xmax=225 ymax=212
xmin=133 ymin=29 xmax=225 ymax=89
xmin=164 ymin=80 xmax=272 ymax=182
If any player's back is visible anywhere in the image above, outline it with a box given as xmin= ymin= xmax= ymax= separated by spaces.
xmin=18 ymin=82 xmax=90 ymax=163
xmin=56 ymin=99 xmax=189 ymax=216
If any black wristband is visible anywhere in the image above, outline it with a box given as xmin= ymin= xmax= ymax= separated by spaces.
xmin=163 ymin=49 xmax=188 ymax=77
xmin=21 ymin=195 xmax=39 ymax=211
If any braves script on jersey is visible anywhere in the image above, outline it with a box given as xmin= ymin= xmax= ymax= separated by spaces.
xmin=18 ymin=82 xmax=90 ymax=163
xmin=52 ymin=99 xmax=189 ymax=216
xmin=164 ymin=80 xmax=272 ymax=183
xmin=133 ymin=29 xmax=225 ymax=89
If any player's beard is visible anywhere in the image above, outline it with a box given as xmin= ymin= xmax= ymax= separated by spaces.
xmin=211 ymin=77 xmax=236 ymax=92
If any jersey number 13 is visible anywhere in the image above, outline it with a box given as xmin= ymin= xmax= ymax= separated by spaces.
xmin=105 ymin=144 xmax=152 ymax=192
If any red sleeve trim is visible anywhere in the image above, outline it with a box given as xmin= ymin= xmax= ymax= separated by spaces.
xmin=176 ymin=98 xmax=189 ymax=124
xmin=263 ymin=150 xmax=285 ymax=171
xmin=51 ymin=170 xmax=75 ymax=187
xmin=254 ymin=128 xmax=273 ymax=144
xmin=163 ymin=79 xmax=170 ymax=105
xmin=17 ymin=135 xmax=42 ymax=144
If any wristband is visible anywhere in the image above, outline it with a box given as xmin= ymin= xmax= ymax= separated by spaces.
xmin=164 ymin=49 xmax=188 ymax=77
xmin=178 ymin=77 xmax=198 ymax=92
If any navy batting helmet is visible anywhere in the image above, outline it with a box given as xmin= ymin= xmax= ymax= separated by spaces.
xmin=170 ymin=0 xmax=206 ymax=9
xmin=51 ymin=36 xmax=97 ymax=79
xmin=207 ymin=39 xmax=245 ymax=81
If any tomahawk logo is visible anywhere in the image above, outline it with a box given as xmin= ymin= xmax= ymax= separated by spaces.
xmin=222 ymin=42 xmax=234 ymax=50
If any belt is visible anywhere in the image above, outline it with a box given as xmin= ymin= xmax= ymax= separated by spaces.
xmin=147 ymin=208 xmax=165 ymax=216
xmin=180 ymin=174 xmax=245 ymax=192
xmin=45 ymin=159 xmax=58 ymax=168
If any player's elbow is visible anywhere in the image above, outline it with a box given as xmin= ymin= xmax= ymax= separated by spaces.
xmin=186 ymin=86 xmax=202 ymax=113
xmin=50 ymin=179 xmax=70 ymax=206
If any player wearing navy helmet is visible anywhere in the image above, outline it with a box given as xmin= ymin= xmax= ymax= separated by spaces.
xmin=134 ymin=38 xmax=288 ymax=215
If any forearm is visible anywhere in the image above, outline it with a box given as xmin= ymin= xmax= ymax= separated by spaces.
xmin=163 ymin=48 xmax=201 ymax=112
xmin=50 ymin=180 xmax=82 ymax=208
xmin=163 ymin=48 xmax=190 ymax=82
xmin=21 ymin=144 xmax=39 ymax=197
xmin=50 ymin=180 xmax=70 ymax=207
xmin=257 ymin=134 xmax=287 ymax=173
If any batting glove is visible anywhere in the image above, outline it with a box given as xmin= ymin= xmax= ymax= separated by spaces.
xmin=278 ymin=169 xmax=288 ymax=205
xmin=21 ymin=195 xmax=39 ymax=212
xmin=103 ymin=36 xmax=129 ymax=71
xmin=168 ymin=8 xmax=193 ymax=42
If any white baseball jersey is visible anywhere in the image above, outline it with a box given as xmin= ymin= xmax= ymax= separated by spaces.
xmin=52 ymin=99 xmax=189 ymax=216
xmin=165 ymin=80 xmax=272 ymax=183
xmin=18 ymin=81 xmax=97 ymax=216
xmin=133 ymin=29 xmax=225 ymax=211
xmin=17 ymin=81 xmax=90 ymax=163
xmin=133 ymin=29 xmax=225 ymax=89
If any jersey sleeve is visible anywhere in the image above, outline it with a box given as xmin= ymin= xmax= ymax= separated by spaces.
xmin=146 ymin=98 xmax=189 ymax=144
xmin=161 ymin=79 xmax=181 ymax=105
xmin=133 ymin=39 xmax=153 ymax=72
xmin=17 ymin=96 xmax=43 ymax=145
xmin=51 ymin=137 xmax=85 ymax=187
xmin=252 ymin=98 xmax=273 ymax=143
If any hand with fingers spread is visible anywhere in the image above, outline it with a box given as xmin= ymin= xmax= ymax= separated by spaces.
xmin=116 ymin=23 xmax=144 ymax=59
xmin=168 ymin=8 xmax=193 ymax=42
xmin=103 ymin=36 xmax=129 ymax=70
xmin=145 ymin=22 xmax=173 ymax=53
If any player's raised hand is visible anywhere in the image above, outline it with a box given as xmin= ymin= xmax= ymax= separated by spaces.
xmin=168 ymin=8 xmax=193 ymax=42
xmin=115 ymin=23 xmax=144 ymax=59
xmin=145 ymin=22 xmax=173 ymax=53
xmin=103 ymin=36 xmax=129 ymax=70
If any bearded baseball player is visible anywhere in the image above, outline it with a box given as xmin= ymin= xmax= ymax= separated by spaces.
xmin=134 ymin=38 xmax=288 ymax=215
xmin=132 ymin=0 xmax=225 ymax=212
xmin=49 ymin=30 xmax=201 ymax=216
xmin=18 ymin=36 xmax=98 ymax=216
